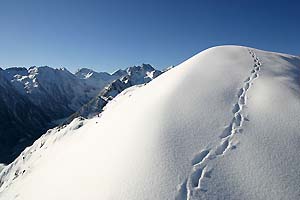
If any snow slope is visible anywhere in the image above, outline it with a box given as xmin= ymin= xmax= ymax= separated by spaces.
xmin=0 ymin=46 xmax=299 ymax=200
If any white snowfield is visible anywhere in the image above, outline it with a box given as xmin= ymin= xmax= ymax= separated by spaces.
xmin=0 ymin=45 xmax=300 ymax=200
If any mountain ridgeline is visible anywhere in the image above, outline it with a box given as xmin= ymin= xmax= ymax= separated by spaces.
xmin=67 ymin=64 xmax=162 ymax=121
xmin=0 ymin=64 xmax=162 ymax=164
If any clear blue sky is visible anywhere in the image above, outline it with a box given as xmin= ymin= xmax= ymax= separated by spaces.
xmin=0 ymin=0 xmax=299 ymax=72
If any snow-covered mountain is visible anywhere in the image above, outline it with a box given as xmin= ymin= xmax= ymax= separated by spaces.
xmin=0 ymin=66 xmax=103 ymax=164
xmin=0 ymin=69 xmax=50 ymax=164
xmin=1 ymin=46 xmax=300 ymax=200
xmin=3 ymin=66 xmax=99 ymax=118
xmin=0 ymin=64 xmax=160 ymax=164
xmin=75 ymin=68 xmax=118 ymax=89
xmin=68 ymin=63 xmax=162 ymax=119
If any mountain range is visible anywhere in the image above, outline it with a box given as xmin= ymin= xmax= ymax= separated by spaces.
xmin=0 ymin=64 xmax=162 ymax=164
xmin=67 ymin=64 xmax=162 ymax=120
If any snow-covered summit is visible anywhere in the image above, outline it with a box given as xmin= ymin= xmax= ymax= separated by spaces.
xmin=1 ymin=46 xmax=300 ymax=200
xmin=125 ymin=63 xmax=161 ymax=84
xmin=75 ymin=68 xmax=115 ymax=83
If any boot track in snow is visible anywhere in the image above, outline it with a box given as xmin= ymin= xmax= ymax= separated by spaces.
xmin=176 ymin=49 xmax=262 ymax=200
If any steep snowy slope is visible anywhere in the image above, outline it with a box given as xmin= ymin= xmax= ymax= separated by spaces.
xmin=1 ymin=46 xmax=299 ymax=200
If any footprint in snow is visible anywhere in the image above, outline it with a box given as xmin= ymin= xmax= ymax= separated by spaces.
xmin=237 ymin=88 xmax=244 ymax=98
xmin=191 ymin=150 xmax=210 ymax=166
xmin=175 ymin=180 xmax=187 ymax=200
xmin=190 ymin=166 xmax=206 ymax=188
xmin=251 ymin=73 xmax=258 ymax=79
xmin=219 ymin=123 xmax=233 ymax=139
xmin=239 ymin=96 xmax=246 ymax=105
xmin=245 ymin=82 xmax=250 ymax=91
xmin=244 ymin=77 xmax=251 ymax=82
xmin=215 ymin=139 xmax=229 ymax=156
xmin=232 ymin=103 xmax=241 ymax=113
xmin=233 ymin=113 xmax=243 ymax=127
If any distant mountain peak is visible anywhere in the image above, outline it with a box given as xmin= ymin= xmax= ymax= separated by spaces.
xmin=75 ymin=68 xmax=96 ymax=79
xmin=127 ymin=63 xmax=155 ymax=73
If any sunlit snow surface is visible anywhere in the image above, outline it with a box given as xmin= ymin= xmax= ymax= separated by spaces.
xmin=0 ymin=46 xmax=299 ymax=200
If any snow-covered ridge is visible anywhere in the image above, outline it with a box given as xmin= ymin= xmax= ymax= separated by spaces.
xmin=0 ymin=85 xmax=142 ymax=193
xmin=0 ymin=63 xmax=161 ymax=164
xmin=1 ymin=46 xmax=299 ymax=200
xmin=0 ymin=117 xmax=87 ymax=191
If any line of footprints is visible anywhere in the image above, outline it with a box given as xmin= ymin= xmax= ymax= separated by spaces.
xmin=176 ymin=49 xmax=262 ymax=200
